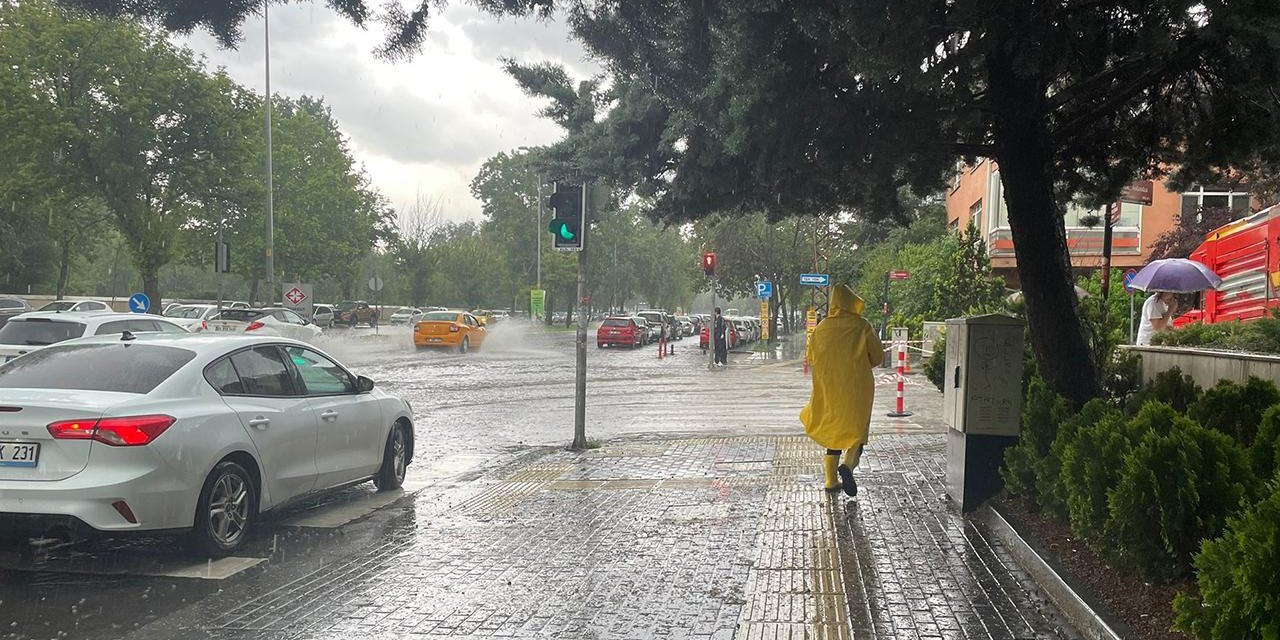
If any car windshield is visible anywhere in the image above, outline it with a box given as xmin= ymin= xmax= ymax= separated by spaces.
xmin=0 ymin=318 xmax=87 ymax=345
xmin=166 ymin=305 xmax=209 ymax=319
xmin=421 ymin=311 xmax=458 ymax=322
xmin=211 ymin=309 xmax=265 ymax=322
xmin=602 ymin=318 xmax=630 ymax=327
xmin=38 ymin=301 xmax=76 ymax=312
xmin=0 ymin=343 xmax=194 ymax=393
xmin=0 ymin=299 xmax=24 ymax=309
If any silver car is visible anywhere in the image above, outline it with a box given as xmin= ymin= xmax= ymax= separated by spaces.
xmin=0 ymin=334 xmax=414 ymax=555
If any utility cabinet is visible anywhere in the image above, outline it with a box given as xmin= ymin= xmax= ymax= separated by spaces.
xmin=944 ymin=314 xmax=1025 ymax=511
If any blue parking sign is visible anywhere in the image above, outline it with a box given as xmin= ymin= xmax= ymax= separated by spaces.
xmin=756 ymin=281 xmax=773 ymax=299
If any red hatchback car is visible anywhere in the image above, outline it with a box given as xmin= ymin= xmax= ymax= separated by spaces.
xmin=597 ymin=316 xmax=643 ymax=349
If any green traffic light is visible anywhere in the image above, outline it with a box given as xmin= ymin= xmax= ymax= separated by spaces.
xmin=548 ymin=219 xmax=576 ymax=241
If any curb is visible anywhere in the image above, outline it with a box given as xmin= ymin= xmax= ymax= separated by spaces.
xmin=979 ymin=503 xmax=1130 ymax=640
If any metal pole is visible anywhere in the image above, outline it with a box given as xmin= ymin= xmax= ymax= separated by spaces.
xmin=536 ymin=178 xmax=542 ymax=291
xmin=708 ymin=279 xmax=717 ymax=369
xmin=216 ymin=219 xmax=226 ymax=310
xmin=1101 ymin=203 xmax=1115 ymax=307
xmin=1129 ymin=292 xmax=1136 ymax=344
xmin=263 ymin=0 xmax=275 ymax=306
xmin=571 ymin=183 xmax=588 ymax=449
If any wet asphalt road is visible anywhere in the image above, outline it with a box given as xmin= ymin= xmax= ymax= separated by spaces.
xmin=0 ymin=323 xmax=847 ymax=640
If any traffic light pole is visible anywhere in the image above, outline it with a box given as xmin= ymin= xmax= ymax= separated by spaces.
xmin=571 ymin=183 xmax=589 ymax=450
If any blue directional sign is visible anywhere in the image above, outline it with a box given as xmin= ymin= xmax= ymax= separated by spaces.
xmin=799 ymin=273 xmax=830 ymax=287
xmin=756 ymin=281 xmax=774 ymax=299
xmin=128 ymin=292 xmax=150 ymax=314
xmin=1123 ymin=268 xmax=1139 ymax=293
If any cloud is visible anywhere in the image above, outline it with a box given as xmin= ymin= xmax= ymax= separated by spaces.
xmin=179 ymin=1 xmax=598 ymax=220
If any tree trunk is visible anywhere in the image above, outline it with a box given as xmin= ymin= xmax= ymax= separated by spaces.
xmin=55 ymin=239 xmax=71 ymax=300
xmin=141 ymin=267 xmax=161 ymax=314
xmin=987 ymin=53 xmax=1101 ymax=406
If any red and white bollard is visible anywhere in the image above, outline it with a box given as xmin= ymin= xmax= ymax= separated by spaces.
xmin=887 ymin=328 xmax=912 ymax=418
xmin=658 ymin=335 xmax=666 ymax=359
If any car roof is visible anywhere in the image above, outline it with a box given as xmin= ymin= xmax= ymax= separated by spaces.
xmin=9 ymin=311 xmax=178 ymax=325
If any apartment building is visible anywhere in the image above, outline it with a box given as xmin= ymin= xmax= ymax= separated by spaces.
xmin=945 ymin=159 xmax=1254 ymax=283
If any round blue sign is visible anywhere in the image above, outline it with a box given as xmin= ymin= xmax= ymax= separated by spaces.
xmin=128 ymin=292 xmax=150 ymax=314
xmin=1123 ymin=269 xmax=1139 ymax=293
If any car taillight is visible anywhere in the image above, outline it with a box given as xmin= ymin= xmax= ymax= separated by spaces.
xmin=246 ymin=321 xmax=265 ymax=331
xmin=449 ymin=324 xmax=460 ymax=332
xmin=47 ymin=415 xmax=175 ymax=446
xmin=199 ymin=321 xmax=208 ymax=331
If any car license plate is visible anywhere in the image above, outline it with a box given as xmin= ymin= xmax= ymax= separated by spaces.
xmin=428 ymin=338 xmax=442 ymax=343
xmin=215 ymin=325 xmax=237 ymax=332
xmin=0 ymin=442 xmax=39 ymax=467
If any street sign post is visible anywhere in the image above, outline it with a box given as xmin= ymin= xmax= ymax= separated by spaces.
xmin=128 ymin=293 xmax=150 ymax=314
xmin=756 ymin=281 xmax=773 ymax=298
xmin=282 ymin=283 xmax=313 ymax=319
xmin=799 ymin=273 xmax=830 ymax=287
xmin=760 ymin=300 xmax=770 ymax=341
xmin=530 ymin=289 xmax=546 ymax=322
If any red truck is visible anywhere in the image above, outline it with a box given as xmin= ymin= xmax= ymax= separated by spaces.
xmin=1177 ymin=203 xmax=1280 ymax=325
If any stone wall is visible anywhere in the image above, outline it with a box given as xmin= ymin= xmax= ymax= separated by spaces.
xmin=1125 ymin=345 xmax=1280 ymax=389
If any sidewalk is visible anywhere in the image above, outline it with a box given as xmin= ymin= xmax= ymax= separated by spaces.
xmin=137 ymin=383 xmax=1075 ymax=640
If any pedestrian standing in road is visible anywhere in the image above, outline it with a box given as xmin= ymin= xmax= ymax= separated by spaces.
xmin=800 ymin=284 xmax=883 ymax=497
xmin=1135 ymin=291 xmax=1178 ymax=346
xmin=713 ymin=308 xmax=728 ymax=366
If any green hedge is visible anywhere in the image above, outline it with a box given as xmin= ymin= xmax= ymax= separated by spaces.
xmin=1175 ymin=481 xmax=1280 ymax=640
xmin=1152 ymin=314 xmax=1280 ymax=354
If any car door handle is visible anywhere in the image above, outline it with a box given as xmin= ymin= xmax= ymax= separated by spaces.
xmin=247 ymin=417 xmax=271 ymax=429
xmin=320 ymin=410 xmax=339 ymax=422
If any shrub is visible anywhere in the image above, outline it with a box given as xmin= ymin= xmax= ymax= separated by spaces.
xmin=924 ymin=337 xmax=945 ymax=392
xmin=1189 ymin=376 xmax=1280 ymax=445
xmin=1125 ymin=367 xmax=1202 ymax=415
xmin=1152 ymin=322 xmax=1241 ymax=349
xmin=1102 ymin=350 xmax=1142 ymax=405
xmin=1105 ymin=419 xmax=1255 ymax=581
xmin=1174 ymin=480 xmax=1280 ymax=640
xmin=1037 ymin=399 xmax=1121 ymax=518
xmin=1002 ymin=377 xmax=1069 ymax=500
xmin=1060 ymin=402 xmax=1179 ymax=542
xmin=1250 ymin=406 xmax=1280 ymax=482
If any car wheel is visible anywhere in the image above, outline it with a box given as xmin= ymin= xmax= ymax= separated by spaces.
xmin=190 ymin=460 xmax=256 ymax=557
xmin=458 ymin=337 xmax=469 ymax=354
xmin=374 ymin=423 xmax=409 ymax=492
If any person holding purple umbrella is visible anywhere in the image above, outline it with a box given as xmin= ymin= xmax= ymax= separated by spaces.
xmin=1136 ymin=291 xmax=1178 ymax=345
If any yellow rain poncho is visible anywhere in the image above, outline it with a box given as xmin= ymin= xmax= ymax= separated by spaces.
xmin=800 ymin=284 xmax=884 ymax=452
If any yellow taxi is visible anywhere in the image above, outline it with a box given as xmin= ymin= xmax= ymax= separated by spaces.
xmin=413 ymin=310 xmax=488 ymax=353
xmin=471 ymin=309 xmax=498 ymax=326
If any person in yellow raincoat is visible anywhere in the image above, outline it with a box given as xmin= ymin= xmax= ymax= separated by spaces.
xmin=800 ymin=284 xmax=884 ymax=496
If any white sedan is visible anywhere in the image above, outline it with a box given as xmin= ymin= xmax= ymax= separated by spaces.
xmin=0 ymin=333 xmax=414 ymax=555
xmin=0 ymin=311 xmax=188 ymax=363
xmin=205 ymin=307 xmax=323 ymax=343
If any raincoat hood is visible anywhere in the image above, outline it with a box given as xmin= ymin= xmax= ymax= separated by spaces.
xmin=830 ymin=284 xmax=865 ymax=317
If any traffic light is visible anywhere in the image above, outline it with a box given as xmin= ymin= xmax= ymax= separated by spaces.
xmin=547 ymin=182 xmax=584 ymax=251
xmin=703 ymin=252 xmax=716 ymax=277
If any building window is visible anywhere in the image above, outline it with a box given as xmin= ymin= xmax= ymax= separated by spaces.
xmin=988 ymin=170 xmax=1009 ymax=229
xmin=1181 ymin=186 xmax=1252 ymax=223
xmin=1065 ymin=201 xmax=1141 ymax=228
xmin=969 ymin=200 xmax=982 ymax=234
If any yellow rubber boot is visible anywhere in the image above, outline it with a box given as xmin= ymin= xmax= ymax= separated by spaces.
xmin=823 ymin=450 xmax=841 ymax=491
xmin=843 ymin=443 xmax=865 ymax=470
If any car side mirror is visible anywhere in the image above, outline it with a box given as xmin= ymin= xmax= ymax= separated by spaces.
xmin=357 ymin=375 xmax=375 ymax=393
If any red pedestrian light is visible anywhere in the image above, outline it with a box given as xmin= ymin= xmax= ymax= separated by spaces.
xmin=703 ymin=252 xmax=716 ymax=277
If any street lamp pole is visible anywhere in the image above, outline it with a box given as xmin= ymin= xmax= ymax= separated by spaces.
xmin=263 ymin=0 xmax=275 ymax=305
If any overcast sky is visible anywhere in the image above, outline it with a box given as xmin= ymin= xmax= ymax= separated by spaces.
xmin=180 ymin=3 xmax=599 ymax=224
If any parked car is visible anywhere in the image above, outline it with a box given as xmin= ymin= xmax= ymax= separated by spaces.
xmin=226 ymin=301 xmax=251 ymax=309
xmin=335 ymin=300 xmax=378 ymax=327
xmin=700 ymin=319 xmax=740 ymax=350
xmin=311 ymin=304 xmax=335 ymax=328
xmin=676 ymin=316 xmax=695 ymax=337
xmin=0 ymin=297 xmax=32 ymax=330
xmin=632 ymin=317 xmax=653 ymax=345
xmin=471 ymin=310 xmax=498 ymax=326
xmin=205 ymin=308 xmax=323 ymax=343
xmin=636 ymin=310 xmax=669 ymax=342
xmin=161 ymin=302 xmax=185 ymax=315
xmin=0 ymin=333 xmax=413 ymax=555
xmin=389 ymin=307 xmax=424 ymax=325
xmin=164 ymin=304 xmax=222 ymax=332
xmin=413 ymin=310 xmax=487 ymax=353
xmin=0 ymin=311 xmax=188 ymax=363
xmin=38 ymin=299 xmax=111 ymax=314
xmin=597 ymin=316 xmax=644 ymax=349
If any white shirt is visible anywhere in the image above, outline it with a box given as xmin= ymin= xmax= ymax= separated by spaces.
xmin=1136 ymin=294 xmax=1169 ymax=346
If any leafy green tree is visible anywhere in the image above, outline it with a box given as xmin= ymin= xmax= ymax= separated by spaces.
xmin=0 ymin=1 xmax=260 ymax=310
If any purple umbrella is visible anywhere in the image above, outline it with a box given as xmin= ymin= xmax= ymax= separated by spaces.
xmin=1130 ymin=258 xmax=1223 ymax=293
